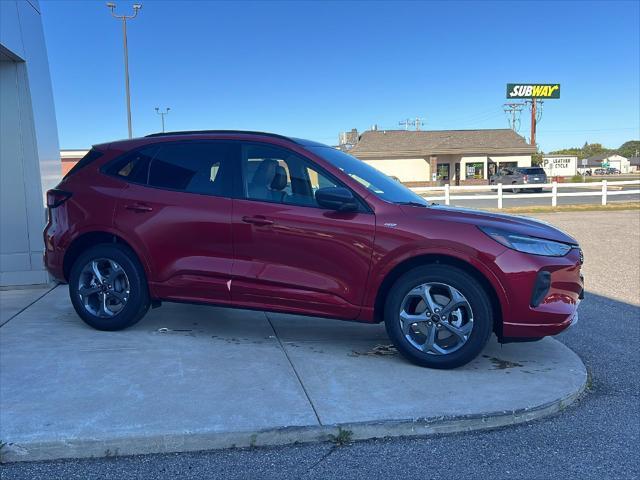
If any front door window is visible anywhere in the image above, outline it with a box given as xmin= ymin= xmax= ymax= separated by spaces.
xmin=242 ymin=144 xmax=340 ymax=208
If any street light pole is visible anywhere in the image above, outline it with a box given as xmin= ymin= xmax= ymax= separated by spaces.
xmin=106 ymin=2 xmax=142 ymax=139
xmin=155 ymin=107 xmax=170 ymax=133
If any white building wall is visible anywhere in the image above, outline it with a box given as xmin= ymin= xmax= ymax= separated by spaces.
xmin=605 ymin=155 xmax=630 ymax=174
xmin=0 ymin=0 xmax=61 ymax=286
xmin=363 ymin=158 xmax=430 ymax=182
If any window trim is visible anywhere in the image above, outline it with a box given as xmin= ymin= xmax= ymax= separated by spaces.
xmin=238 ymin=142 xmax=372 ymax=213
xmin=101 ymin=140 xmax=240 ymax=199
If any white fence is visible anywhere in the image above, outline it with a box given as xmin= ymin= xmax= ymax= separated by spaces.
xmin=411 ymin=180 xmax=640 ymax=209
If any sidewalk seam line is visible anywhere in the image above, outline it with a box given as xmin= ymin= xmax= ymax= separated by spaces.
xmin=0 ymin=284 xmax=59 ymax=328
xmin=264 ymin=312 xmax=323 ymax=426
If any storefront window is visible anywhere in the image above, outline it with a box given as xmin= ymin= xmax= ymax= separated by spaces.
xmin=465 ymin=162 xmax=484 ymax=179
xmin=437 ymin=163 xmax=450 ymax=181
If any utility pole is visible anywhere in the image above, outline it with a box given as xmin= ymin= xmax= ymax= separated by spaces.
xmin=155 ymin=107 xmax=170 ymax=133
xmin=414 ymin=117 xmax=424 ymax=131
xmin=503 ymin=102 xmax=524 ymax=132
xmin=525 ymin=99 xmax=544 ymax=146
xmin=399 ymin=118 xmax=411 ymax=130
xmin=107 ymin=2 xmax=142 ymax=139
xmin=530 ymin=98 xmax=537 ymax=146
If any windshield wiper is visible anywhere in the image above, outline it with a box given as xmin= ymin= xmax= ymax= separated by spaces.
xmin=395 ymin=201 xmax=429 ymax=208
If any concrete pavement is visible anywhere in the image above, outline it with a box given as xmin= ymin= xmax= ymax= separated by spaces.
xmin=0 ymin=284 xmax=586 ymax=463
xmin=0 ymin=285 xmax=54 ymax=327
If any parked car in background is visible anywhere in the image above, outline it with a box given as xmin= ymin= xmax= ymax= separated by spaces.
xmin=44 ymin=130 xmax=583 ymax=369
xmin=489 ymin=167 xmax=547 ymax=193
xmin=606 ymin=167 xmax=621 ymax=174
xmin=594 ymin=168 xmax=607 ymax=175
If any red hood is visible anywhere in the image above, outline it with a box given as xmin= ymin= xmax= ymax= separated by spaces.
xmin=405 ymin=204 xmax=578 ymax=245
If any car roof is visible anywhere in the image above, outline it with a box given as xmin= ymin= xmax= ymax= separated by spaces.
xmin=95 ymin=130 xmax=329 ymax=151
xmin=145 ymin=130 xmax=328 ymax=147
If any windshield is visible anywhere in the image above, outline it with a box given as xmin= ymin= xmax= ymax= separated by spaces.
xmin=307 ymin=146 xmax=429 ymax=206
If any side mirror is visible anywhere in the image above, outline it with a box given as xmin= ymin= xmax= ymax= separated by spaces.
xmin=315 ymin=187 xmax=358 ymax=212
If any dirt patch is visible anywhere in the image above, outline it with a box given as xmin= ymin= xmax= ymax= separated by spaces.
xmin=482 ymin=354 xmax=524 ymax=369
xmin=350 ymin=344 xmax=398 ymax=357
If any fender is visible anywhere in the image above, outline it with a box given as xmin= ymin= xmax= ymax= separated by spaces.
xmin=361 ymin=243 xmax=510 ymax=324
xmin=65 ymin=225 xmax=156 ymax=290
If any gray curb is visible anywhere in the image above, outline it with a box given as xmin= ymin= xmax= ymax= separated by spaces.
xmin=1 ymin=371 xmax=587 ymax=463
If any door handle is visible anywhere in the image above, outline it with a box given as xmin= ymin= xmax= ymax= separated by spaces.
xmin=242 ymin=215 xmax=274 ymax=226
xmin=125 ymin=203 xmax=153 ymax=213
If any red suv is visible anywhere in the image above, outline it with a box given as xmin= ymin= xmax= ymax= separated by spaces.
xmin=44 ymin=131 xmax=583 ymax=369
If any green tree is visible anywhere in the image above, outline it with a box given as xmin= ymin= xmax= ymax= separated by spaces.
xmin=617 ymin=140 xmax=640 ymax=159
xmin=549 ymin=142 xmax=611 ymax=159
xmin=531 ymin=152 xmax=543 ymax=166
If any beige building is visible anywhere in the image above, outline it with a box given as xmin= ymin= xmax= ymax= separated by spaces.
xmin=345 ymin=129 xmax=535 ymax=185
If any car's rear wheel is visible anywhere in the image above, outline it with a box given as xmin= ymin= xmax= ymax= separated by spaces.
xmin=512 ymin=184 xmax=520 ymax=194
xmin=69 ymin=244 xmax=150 ymax=331
xmin=384 ymin=265 xmax=493 ymax=369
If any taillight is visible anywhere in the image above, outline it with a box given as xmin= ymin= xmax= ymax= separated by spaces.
xmin=523 ymin=174 xmax=529 ymax=182
xmin=46 ymin=189 xmax=72 ymax=208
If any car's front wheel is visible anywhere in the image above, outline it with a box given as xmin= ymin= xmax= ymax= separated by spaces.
xmin=384 ymin=265 xmax=493 ymax=369
xmin=69 ymin=243 xmax=150 ymax=331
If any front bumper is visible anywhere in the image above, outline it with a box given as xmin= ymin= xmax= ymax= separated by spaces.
xmin=496 ymin=247 xmax=583 ymax=338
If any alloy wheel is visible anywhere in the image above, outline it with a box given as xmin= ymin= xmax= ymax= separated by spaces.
xmin=77 ymin=258 xmax=130 ymax=318
xmin=399 ymin=282 xmax=474 ymax=355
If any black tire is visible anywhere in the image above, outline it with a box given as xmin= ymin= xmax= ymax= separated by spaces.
xmin=384 ymin=264 xmax=493 ymax=369
xmin=69 ymin=243 xmax=150 ymax=331
xmin=534 ymin=188 xmax=543 ymax=193
xmin=511 ymin=184 xmax=520 ymax=194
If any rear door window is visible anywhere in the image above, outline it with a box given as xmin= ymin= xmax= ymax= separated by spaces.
xmin=148 ymin=142 xmax=238 ymax=197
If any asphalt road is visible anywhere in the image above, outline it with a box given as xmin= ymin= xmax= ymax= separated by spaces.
xmin=3 ymin=212 xmax=639 ymax=480
xmin=427 ymin=184 xmax=640 ymax=209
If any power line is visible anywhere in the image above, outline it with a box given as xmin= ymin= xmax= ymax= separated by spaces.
xmin=503 ymin=102 xmax=524 ymax=132
xmin=398 ymin=117 xmax=425 ymax=131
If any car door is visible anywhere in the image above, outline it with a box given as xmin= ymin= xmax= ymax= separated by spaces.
xmin=231 ymin=142 xmax=376 ymax=319
xmin=112 ymin=141 xmax=239 ymax=304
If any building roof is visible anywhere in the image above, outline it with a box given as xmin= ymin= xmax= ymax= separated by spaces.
xmin=348 ymin=129 xmax=536 ymax=158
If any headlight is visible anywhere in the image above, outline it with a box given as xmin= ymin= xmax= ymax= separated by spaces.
xmin=479 ymin=226 xmax=572 ymax=257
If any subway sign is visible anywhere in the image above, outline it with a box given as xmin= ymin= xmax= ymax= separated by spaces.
xmin=507 ymin=83 xmax=560 ymax=99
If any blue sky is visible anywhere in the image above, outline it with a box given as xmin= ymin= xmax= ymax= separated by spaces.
xmin=41 ymin=0 xmax=639 ymax=151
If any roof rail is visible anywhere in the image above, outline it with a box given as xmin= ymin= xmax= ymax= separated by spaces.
xmin=145 ymin=130 xmax=296 ymax=142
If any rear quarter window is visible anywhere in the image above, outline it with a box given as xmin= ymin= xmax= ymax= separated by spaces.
xmin=64 ymin=149 xmax=104 ymax=178
xmin=104 ymin=146 xmax=158 ymax=184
